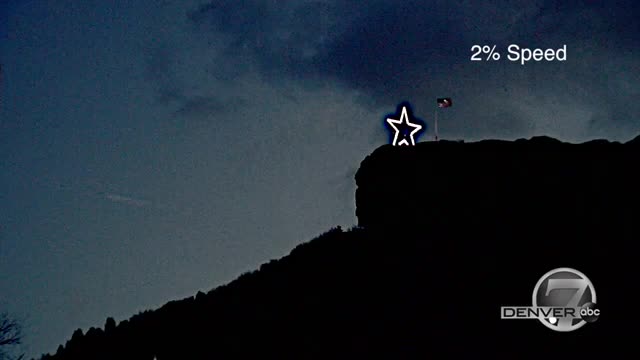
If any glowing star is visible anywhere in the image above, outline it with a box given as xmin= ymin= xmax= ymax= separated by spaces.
xmin=386 ymin=106 xmax=423 ymax=146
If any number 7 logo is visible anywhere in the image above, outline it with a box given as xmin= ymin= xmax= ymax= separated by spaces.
xmin=532 ymin=268 xmax=597 ymax=332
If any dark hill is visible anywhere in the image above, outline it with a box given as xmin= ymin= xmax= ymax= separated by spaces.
xmin=41 ymin=137 xmax=640 ymax=359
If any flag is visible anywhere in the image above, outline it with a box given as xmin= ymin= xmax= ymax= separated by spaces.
xmin=437 ymin=98 xmax=452 ymax=108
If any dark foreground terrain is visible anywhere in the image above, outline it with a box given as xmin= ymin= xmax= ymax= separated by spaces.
xmin=42 ymin=136 xmax=640 ymax=359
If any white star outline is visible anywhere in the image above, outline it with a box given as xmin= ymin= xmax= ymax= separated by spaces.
xmin=386 ymin=106 xmax=423 ymax=146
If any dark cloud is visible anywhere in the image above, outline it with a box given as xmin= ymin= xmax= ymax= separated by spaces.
xmin=155 ymin=87 xmax=184 ymax=106
xmin=188 ymin=0 xmax=640 ymax=141
xmin=144 ymin=38 xmax=244 ymax=119
xmin=144 ymin=42 xmax=186 ymax=106
xmin=187 ymin=0 xmax=361 ymax=83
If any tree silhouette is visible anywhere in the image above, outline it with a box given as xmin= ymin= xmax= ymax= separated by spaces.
xmin=104 ymin=318 xmax=116 ymax=333
xmin=0 ymin=312 xmax=24 ymax=360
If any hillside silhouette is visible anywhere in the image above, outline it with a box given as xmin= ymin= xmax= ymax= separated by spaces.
xmin=40 ymin=136 xmax=640 ymax=359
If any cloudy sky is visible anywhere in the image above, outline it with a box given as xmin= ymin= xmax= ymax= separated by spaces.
xmin=1 ymin=0 xmax=639 ymax=357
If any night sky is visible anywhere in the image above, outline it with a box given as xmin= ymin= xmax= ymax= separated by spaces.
xmin=2 ymin=1 xmax=639 ymax=357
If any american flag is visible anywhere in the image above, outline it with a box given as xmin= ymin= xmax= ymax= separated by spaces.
xmin=437 ymin=98 xmax=452 ymax=108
